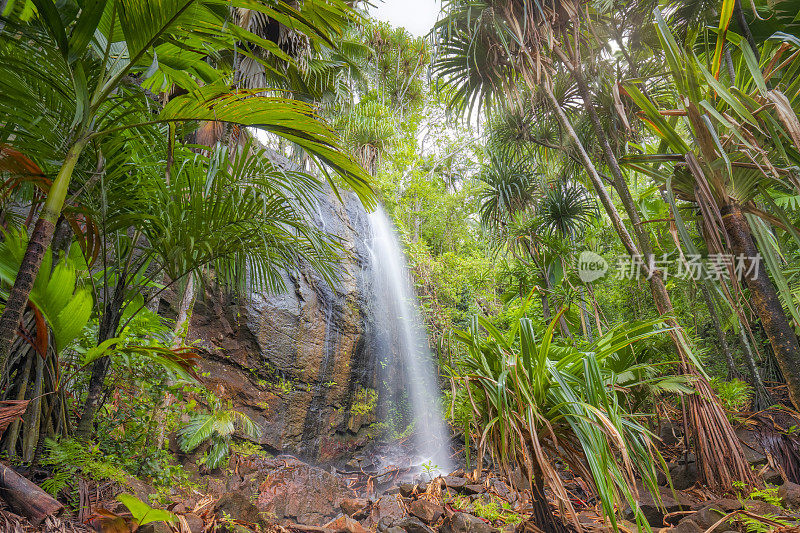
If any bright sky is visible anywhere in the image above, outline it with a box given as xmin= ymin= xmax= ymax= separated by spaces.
xmin=368 ymin=0 xmax=443 ymax=38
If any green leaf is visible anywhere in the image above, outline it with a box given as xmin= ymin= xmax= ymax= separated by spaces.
xmin=696 ymin=59 xmax=759 ymax=125
xmin=81 ymin=337 xmax=122 ymax=366
xmin=622 ymin=82 xmax=689 ymax=152
xmin=156 ymin=84 xmax=375 ymax=209
xmin=32 ymin=0 xmax=69 ymax=59
xmin=68 ymin=0 xmax=108 ymax=63
xmin=116 ymin=494 xmax=176 ymax=526
xmin=712 ymin=0 xmax=736 ymax=79
xmin=115 ymin=0 xmax=197 ymax=64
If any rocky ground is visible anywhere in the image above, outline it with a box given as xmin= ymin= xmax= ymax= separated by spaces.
xmin=3 ymin=423 xmax=800 ymax=532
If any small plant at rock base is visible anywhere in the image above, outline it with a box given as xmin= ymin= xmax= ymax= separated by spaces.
xmin=89 ymin=494 xmax=176 ymax=532
xmin=230 ymin=439 xmax=270 ymax=458
xmin=451 ymin=494 xmax=470 ymax=510
xmin=178 ymin=399 xmax=262 ymax=470
xmin=41 ymin=438 xmax=130 ymax=507
xmin=472 ymin=499 xmax=502 ymax=522
xmin=739 ymin=513 xmax=792 ymax=533
xmin=735 ymin=482 xmax=785 ymax=509
xmin=710 ymin=378 xmax=754 ymax=421
xmin=421 ymin=460 xmax=439 ymax=481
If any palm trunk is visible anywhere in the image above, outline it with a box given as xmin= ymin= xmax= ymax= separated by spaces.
xmin=579 ymin=285 xmax=594 ymax=342
xmin=527 ymin=464 xmax=571 ymax=533
xmin=721 ymin=202 xmax=800 ymax=409
xmin=699 ymin=283 xmax=739 ymax=379
xmin=540 ymin=84 xmax=640 ymax=258
xmin=540 ymin=288 xmax=552 ymax=323
xmin=153 ymin=276 xmax=196 ymax=449
xmin=0 ymin=141 xmax=87 ymax=376
xmin=75 ymin=271 xmax=127 ymax=439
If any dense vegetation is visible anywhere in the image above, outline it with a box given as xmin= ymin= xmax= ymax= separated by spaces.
xmin=1 ymin=0 xmax=800 ymax=532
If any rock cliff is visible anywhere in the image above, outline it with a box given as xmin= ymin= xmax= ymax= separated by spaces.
xmin=187 ymin=190 xmax=383 ymax=463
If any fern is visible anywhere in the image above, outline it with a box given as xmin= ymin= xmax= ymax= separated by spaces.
xmin=41 ymin=438 xmax=129 ymax=506
xmin=740 ymin=514 xmax=791 ymax=533
xmin=710 ymin=378 xmax=753 ymax=421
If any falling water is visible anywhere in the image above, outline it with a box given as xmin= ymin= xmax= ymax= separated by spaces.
xmin=366 ymin=206 xmax=452 ymax=474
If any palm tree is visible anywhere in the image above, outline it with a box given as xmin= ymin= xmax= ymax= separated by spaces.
xmin=433 ymin=0 xmax=754 ymax=490
xmin=74 ymin=136 xmax=338 ymax=436
xmin=622 ymin=12 xmax=800 ymax=409
xmin=0 ymin=0 xmax=374 ymax=374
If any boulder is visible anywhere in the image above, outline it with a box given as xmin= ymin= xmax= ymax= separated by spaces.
xmin=341 ymin=498 xmax=369 ymax=518
xmin=689 ymin=504 xmax=736 ymax=532
xmin=441 ymin=513 xmax=498 ymax=533
xmin=659 ymin=422 xmax=683 ymax=447
xmin=409 ymin=500 xmax=444 ymax=524
xmin=256 ymin=456 xmax=349 ymax=525
xmin=366 ymin=496 xmax=408 ymax=528
xmin=464 ymin=485 xmax=485 ymax=495
xmin=743 ymin=499 xmax=783 ymax=516
xmin=489 ymin=479 xmax=517 ymax=503
xmin=622 ymin=484 xmax=692 ymax=527
xmin=324 ymin=515 xmax=371 ymax=533
xmin=672 ymin=519 xmax=703 ymax=533
xmin=670 ymin=462 xmax=698 ymax=490
xmin=396 ymin=516 xmax=436 ymax=533
xmin=442 ymin=477 xmax=468 ymax=491
xmin=735 ymin=427 xmax=767 ymax=466
xmin=704 ymin=499 xmax=743 ymax=513
xmin=183 ymin=513 xmax=205 ymax=533
xmin=779 ymin=482 xmax=800 ymax=510
xmin=399 ymin=484 xmax=417 ymax=498
xmin=216 ymin=490 xmax=264 ymax=526
xmin=761 ymin=468 xmax=784 ymax=486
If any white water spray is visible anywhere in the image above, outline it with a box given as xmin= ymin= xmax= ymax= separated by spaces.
xmin=366 ymin=206 xmax=452 ymax=473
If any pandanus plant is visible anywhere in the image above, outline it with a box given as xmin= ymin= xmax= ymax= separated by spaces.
xmin=621 ymin=9 xmax=800 ymax=410
xmin=434 ymin=0 xmax=755 ymax=491
xmin=453 ymin=310 xmax=684 ymax=532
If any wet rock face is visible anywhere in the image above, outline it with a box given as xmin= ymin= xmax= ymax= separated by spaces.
xmin=188 ymin=190 xmax=383 ymax=462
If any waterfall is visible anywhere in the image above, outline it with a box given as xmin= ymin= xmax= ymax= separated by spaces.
xmin=366 ymin=206 xmax=452 ymax=474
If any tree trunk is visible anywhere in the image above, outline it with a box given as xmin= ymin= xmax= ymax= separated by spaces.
xmin=527 ymin=465 xmax=571 ymax=533
xmin=579 ymin=285 xmax=593 ymax=342
xmin=540 ymin=289 xmax=552 ymax=323
xmin=0 ymin=219 xmax=55 ymax=375
xmin=75 ymin=272 xmax=128 ymax=439
xmin=153 ymin=277 xmax=196 ymax=449
xmin=0 ymin=462 xmax=63 ymax=526
xmin=0 ymin=141 xmax=87 ymax=376
xmin=734 ymin=0 xmax=760 ymax=61
xmin=540 ymin=85 xmax=640 ymax=258
xmin=736 ymin=323 xmax=775 ymax=410
xmin=698 ymin=283 xmax=739 ymax=379
xmin=721 ymin=202 xmax=800 ymax=409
